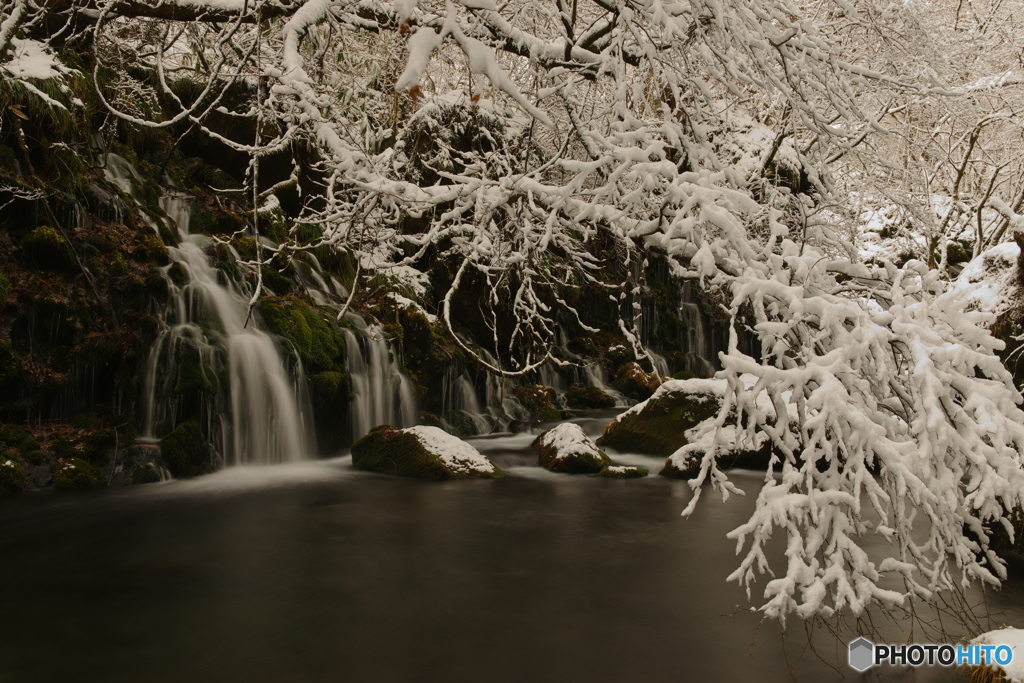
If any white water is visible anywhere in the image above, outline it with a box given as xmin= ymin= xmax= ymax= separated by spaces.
xmin=114 ymin=154 xmax=313 ymax=466
xmin=343 ymin=313 xmax=417 ymax=442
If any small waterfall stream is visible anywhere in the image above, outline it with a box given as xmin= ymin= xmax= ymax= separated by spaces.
xmin=342 ymin=313 xmax=417 ymax=442
xmin=109 ymin=154 xmax=314 ymax=466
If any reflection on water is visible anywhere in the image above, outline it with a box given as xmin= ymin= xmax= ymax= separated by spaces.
xmin=0 ymin=415 xmax=1018 ymax=682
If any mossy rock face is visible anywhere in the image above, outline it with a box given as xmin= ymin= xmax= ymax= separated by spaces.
xmin=612 ymin=362 xmax=663 ymax=401
xmin=511 ymin=385 xmax=561 ymax=422
xmin=0 ymin=425 xmax=28 ymax=449
xmin=534 ymin=423 xmax=612 ymax=474
xmin=599 ymin=465 xmax=649 ymax=479
xmin=598 ymin=379 xmax=723 ymax=456
xmin=0 ymin=455 xmax=25 ymax=494
xmin=351 ymin=425 xmax=501 ymax=480
xmin=258 ymin=296 xmax=345 ymax=373
xmin=565 ymin=386 xmax=616 ymax=409
xmin=160 ymin=420 xmax=214 ymax=479
xmin=110 ymin=444 xmax=167 ymax=486
xmin=19 ymin=225 xmax=77 ymax=274
xmin=52 ymin=458 xmax=104 ymax=491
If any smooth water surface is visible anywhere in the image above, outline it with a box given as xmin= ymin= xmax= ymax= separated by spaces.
xmin=1 ymin=415 xmax=1021 ymax=682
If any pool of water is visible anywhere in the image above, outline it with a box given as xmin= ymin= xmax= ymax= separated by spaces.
xmin=0 ymin=414 xmax=1020 ymax=682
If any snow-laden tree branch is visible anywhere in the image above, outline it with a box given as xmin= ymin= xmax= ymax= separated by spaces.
xmin=6 ymin=0 xmax=1024 ymax=628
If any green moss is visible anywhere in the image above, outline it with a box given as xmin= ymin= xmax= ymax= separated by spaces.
xmin=612 ymin=362 xmax=662 ymax=401
xmin=351 ymin=425 xmax=501 ymax=480
xmin=23 ymin=449 xmax=44 ymax=466
xmin=129 ymin=463 xmax=163 ymax=485
xmin=18 ymin=437 xmax=39 ymax=455
xmin=599 ymin=465 xmax=649 ymax=479
xmin=533 ymin=426 xmax=612 ymax=474
xmin=598 ymin=389 xmax=721 ymax=455
xmin=52 ymin=458 xmax=104 ymax=491
xmin=511 ymin=385 xmax=560 ymax=421
xmin=0 ymin=455 xmax=25 ymax=494
xmin=19 ymin=225 xmax=77 ymax=274
xmin=0 ymin=272 xmax=9 ymax=309
xmin=190 ymin=208 xmax=246 ymax=236
xmin=160 ymin=420 xmax=214 ymax=479
xmin=565 ymin=386 xmax=615 ymax=409
xmin=258 ymin=296 xmax=345 ymax=373
xmin=0 ymin=425 xmax=27 ymax=448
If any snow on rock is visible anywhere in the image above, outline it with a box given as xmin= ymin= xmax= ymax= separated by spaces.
xmin=972 ymin=628 xmax=1024 ymax=682
xmin=599 ymin=464 xmax=649 ymax=479
xmin=533 ymin=422 xmax=612 ymax=474
xmin=351 ymin=424 xmax=500 ymax=479
xmin=386 ymin=292 xmax=438 ymax=323
xmin=598 ymin=378 xmax=724 ymax=455
xmin=949 ymin=241 xmax=1021 ymax=318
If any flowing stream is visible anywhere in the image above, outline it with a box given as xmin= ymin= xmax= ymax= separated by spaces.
xmin=0 ymin=411 xmax=1016 ymax=682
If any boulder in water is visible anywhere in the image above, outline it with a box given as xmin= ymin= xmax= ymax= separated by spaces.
xmin=598 ymin=378 xmax=723 ymax=455
xmin=534 ymin=423 xmax=612 ymax=474
xmin=565 ymin=386 xmax=616 ymax=409
xmin=351 ymin=425 xmax=502 ymax=479
xmin=52 ymin=458 xmax=104 ymax=491
xmin=612 ymin=362 xmax=663 ymax=401
xmin=160 ymin=421 xmax=215 ymax=478
xmin=599 ymin=465 xmax=648 ymax=479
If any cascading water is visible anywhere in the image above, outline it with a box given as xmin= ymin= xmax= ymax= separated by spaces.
xmin=110 ymin=153 xmax=315 ymax=466
xmin=342 ymin=313 xmax=417 ymax=442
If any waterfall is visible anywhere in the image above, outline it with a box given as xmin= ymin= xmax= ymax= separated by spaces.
xmin=119 ymin=154 xmax=314 ymax=466
xmin=677 ymin=281 xmax=717 ymax=377
xmin=342 ymin=313 xmax=417 ymax=442
xmin=439 ymin=369 xmax=492 ymax=436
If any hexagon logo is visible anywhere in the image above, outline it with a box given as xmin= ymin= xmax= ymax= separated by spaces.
xmin=849 ymin=637 xmax=875 ymax=672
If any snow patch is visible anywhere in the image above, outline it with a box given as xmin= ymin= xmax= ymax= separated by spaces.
xmin=536 ymin=422 xmax=604 ymax=462
xmin=1 ymin=38 xmax=71 ymax=81
xmin=949 ymin=241 xmax=1021 ymax=317
xmin=405 ymin=425 xmax=496 ymax=474
xmin=972 ymin=628 xmax=1024 ymax=682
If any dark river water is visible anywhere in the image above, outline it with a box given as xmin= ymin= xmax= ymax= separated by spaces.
xmin=1 ymin=413 xmax=1022 ymax=682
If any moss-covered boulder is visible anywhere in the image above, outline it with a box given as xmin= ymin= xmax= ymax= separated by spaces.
xmin=612 ymin=362 xmax=663 ymax=401
xmin=534 ymin=423 xmax=612 ymax=474
xmin=599 ymin=465 xmax=649 ymax=479
xmin=565 ymin=385 xmax=616 ymax=409
xmin=351 ymin=425 xmax=501 ymax=479
xmin=52 ymin=458 xmax=104 ymax=491
xmin=511 ymin=384 xmax=561 ymax=422
xmin=160 ymin=420 xmax=214 ymax=478
xmin=598 ymin=378 xmax=723 ymax=455
xmin=0 ymin=455 xmax=25 ymax=494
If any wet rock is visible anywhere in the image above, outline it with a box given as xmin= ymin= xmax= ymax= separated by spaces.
xmin=351 ymin=425 xmax=501 ymax=480
xmin=599 ymin=465 xmax=649 ymax=479
xmin=534 ymin=423 xmax=612 ymax=474
xmin=0 ymin=454 xmax=25 ymax=494
xmin=110 ymin=444 xmax=167 ymax=486
xmin=565 ymin=385 xmax=615 ymax=409
xmin=52 ymin=457 xmax=104 ymax=491
xmin=612 ymin=362 xmax=663 ymax=401
xmin=511 ymin=385 xmax=561 ymax=422
xmin=598 ymin=378 xmax=723 ymax=455
xmin=160 ymin=421 xmax=215 ymax=479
